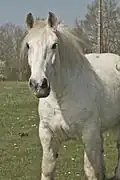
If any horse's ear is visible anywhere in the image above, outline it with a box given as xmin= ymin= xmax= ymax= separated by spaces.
xmin=47 ymin=12 xmax=57 ymax=28
xmin=25 ymin=13 xmax=34 ymax=30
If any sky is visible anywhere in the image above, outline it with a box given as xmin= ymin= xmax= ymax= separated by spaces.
xmin=0 ymin=0 xmax=93 ymax=27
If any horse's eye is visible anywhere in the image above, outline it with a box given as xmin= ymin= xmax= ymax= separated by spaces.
xmin=26 ymin=43 xmax=29 ymax=49
xmin=51 ymin=43 xmax=57 ymax=50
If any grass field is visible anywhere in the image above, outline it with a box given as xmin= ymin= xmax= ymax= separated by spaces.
xmin=0 ymin=81 xmax=118 ymax=180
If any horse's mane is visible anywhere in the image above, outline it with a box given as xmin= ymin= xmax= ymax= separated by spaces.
xmin=53 ymin=22 xmax=92 ymax=71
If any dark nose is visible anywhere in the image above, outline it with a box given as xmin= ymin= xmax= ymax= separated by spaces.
xmin=41 ymin=78 xmax=48 ymax=89
xmin=29 ymin=78 xmax=48 ymax=90
xmin=29 ymin=79 xmax=38 ymax=89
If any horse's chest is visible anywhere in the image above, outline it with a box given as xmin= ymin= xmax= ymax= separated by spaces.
xmin=39 ymin=99 xmax=95 ymax=138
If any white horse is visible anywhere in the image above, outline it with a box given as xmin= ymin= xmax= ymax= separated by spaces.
xmin=21 ymin=12 xmax=120 ymax=180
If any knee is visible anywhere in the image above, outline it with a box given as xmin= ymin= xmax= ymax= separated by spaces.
xmin=41 ymin=172 xmax=53 ymax=180
xmin=42 ymin=156 xmax=56 ymax=178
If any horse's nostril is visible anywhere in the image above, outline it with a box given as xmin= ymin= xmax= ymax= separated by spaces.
xmin=41 ymin=78 xmax=48 ymax=89
xmin=29 ymin=79 xmax=38 ymax=90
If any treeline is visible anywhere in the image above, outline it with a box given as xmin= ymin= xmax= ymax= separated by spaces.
xmin=0 ymin=23 xmax=30 ymax=81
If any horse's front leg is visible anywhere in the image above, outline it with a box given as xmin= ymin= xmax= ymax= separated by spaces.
xmin=82 ymin=123 xmax=106 ymax=180
xmin=39 ymin=124 xmax=59 ymax=180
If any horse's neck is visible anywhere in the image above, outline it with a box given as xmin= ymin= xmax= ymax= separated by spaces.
xmin=51 ymin=55 xmax=89 ymax=99
xmin=51 ymin=52 xmax=102 ymax=103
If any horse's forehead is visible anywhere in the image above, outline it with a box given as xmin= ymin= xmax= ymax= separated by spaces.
xmin=27 ymin=28 xmax=57 ymax=44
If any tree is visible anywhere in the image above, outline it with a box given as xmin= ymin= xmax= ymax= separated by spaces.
xmin=0 ymin=23 xmax=29 ymax=80
xmin=73 ymin=20 xmax=92 ymax=53
xmin=76 ymin=0 xmax=120 ymax=54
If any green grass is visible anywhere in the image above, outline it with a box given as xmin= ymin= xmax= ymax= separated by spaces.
xmin=0 ymin=81 xmax=118 ymax=179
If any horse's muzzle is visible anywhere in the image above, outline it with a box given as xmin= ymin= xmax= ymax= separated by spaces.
xmin=34 ymin=86 xmax=50 ymax=98
xmin=28 ymin=78 xmax=50 ymax=98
